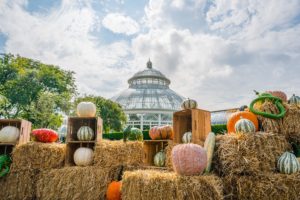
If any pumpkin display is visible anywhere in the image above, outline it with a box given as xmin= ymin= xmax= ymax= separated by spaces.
xmin=265 ymin=90 xmax=287 ymax=102
xmin=182 ymin=131 xmax=192 ymax=143
xmin=73 ymin=147 xmax=94 ymax=166
xmin=106 ymin=181 xmax=122 ymax=200
xmin=0 ymin=126 xmax=20 ymax=143
xmin=277 ymin=152 xmax=300 ymax=174
xmin=171 ymin=143 xmax=207 ymax=175
xmin=289 ymin=94 xmax=300 ymax=106
xmin=149 ymin=125 xmax=173 ymax=140
xmin=181 ymin=98 xmax=198 ymax=110
xmin=77 ymin=126 xmax=94 ymax=141
xmin=234 ymin=118 xmax=256 ymax=134
xmin=154 ymin=150 xmax=166 ymax=167
xmin=227 ymin=111 xmax=258 ymax=134
xmin=76 ymin=102 xmax=97 ymax=117
xmin=204 ymin=132 xmax=215 ymax=173
xmin=31 ymin=129 xmax=58 ymax=143
xmin=128 ymin=127 xmax=143 ymax=141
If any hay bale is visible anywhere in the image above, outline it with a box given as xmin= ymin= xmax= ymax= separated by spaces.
xmin=36 ymin=166 xmax=114 ymax=200
xmin=122 ymin=170 xmax=224 ymax=200
xmin=121 ymin=170 xmax=178 ymax=200
xmin=214 ymin=132 xmax=290 ymax=176
xmin=165 ymin=141 xmax=177 ymax=171
xmin=176 ymin=175 xmax=223 ymax=200
xmin=258 ymin=101 xmax=284 ymax=133
xmin=282 ymin=105 xmax=300 ymax=144
xmin=11 ymin=142 xmax=65 ymax=171
xmin=0 ymin=169 xmax=38 ymax=200
xmin=93 ymin=140 xmax=143 ymax=168
xmin=223 ymin=173 xmax=300 ymax=200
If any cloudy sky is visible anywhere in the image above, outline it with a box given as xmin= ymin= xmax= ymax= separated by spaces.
xmin=0 ymin=0 xmax=300 ymax=110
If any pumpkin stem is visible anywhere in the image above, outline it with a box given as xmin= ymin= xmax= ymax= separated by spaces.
xmin=253 ymin=90 xmax=260 ymax=95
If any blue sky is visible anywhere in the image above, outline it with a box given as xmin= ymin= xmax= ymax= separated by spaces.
xmin=0 ymin=0 xmax=300 ymax=110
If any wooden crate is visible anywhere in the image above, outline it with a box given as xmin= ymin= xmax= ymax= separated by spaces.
xmin=65 ymin=142 xmax=95 ymax=166
xmin=173 ymin=109 xmax=211 ymax=146
xmin=143 ymin=140 xmax=169 ymax=168
xmin=66 ymin=117 xmax=103 ymax=143
xmin=0 ymin=119 xmax=32 ymax=146
xmin=0 ymin=144 xmax=14 ymax=155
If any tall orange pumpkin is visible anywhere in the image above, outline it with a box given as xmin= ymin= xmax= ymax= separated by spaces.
xmin=227 ymin=111 xmax=259 ymax=134
xmin=106 ymin=181 xmax=122 ymax=200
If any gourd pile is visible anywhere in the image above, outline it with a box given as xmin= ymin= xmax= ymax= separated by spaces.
xmin=0 ymin=92 xmax=300 ymax=200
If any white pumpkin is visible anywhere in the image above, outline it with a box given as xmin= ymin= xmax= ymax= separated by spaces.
xmin=181 ymin=98 xmax=198 ymax=110
xmin=76 ymin=102 xmax=97 ymax=117
xmin=0 ymin=126 xmax=20 ymax=143
xmin=73 ymin=147 xmax=94 ymax=166
xmin=182 ymin=131 xmax=192 ymax=143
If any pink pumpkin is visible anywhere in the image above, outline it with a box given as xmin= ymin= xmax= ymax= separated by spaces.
xmin=171 ymin=143 xmax=207 ymax=176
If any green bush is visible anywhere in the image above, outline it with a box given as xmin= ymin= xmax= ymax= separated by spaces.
xmin=103 ymin=130 xmax=150 ymax=140
xmin=211 ymin=124 xmax=227 ymax=134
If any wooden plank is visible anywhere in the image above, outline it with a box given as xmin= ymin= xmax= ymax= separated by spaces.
xmin=144 ymin=140 xmax=171 ymax=143
xmin=96 ymin=117 xmax=103 ymax=143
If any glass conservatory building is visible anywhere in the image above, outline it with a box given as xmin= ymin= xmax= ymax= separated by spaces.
xmin=111 ymin=60 xmax=185 ymax=130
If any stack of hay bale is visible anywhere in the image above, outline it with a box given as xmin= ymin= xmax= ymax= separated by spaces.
xmin=0 ymin=142 xmax=65 ymax=200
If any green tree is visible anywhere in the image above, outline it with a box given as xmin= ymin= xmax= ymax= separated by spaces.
xmin=0 ymin=54 xmax=76 ymax=129
xmin=74 ymin=96 xmax=127 ymax=133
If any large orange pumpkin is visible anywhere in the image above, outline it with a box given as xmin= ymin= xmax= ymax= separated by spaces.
xmin=106 ymin=181 xmax=122 ymax=200
xmin=149 ymin=125 xmax=173 ymax=140
xmin=227 ymin=111 xmax=259 ymax=134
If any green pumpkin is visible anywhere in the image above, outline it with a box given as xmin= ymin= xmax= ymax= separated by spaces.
xmin=288 ymin=94 xmax=300 ymax=106
xmin=77 ymin=126 xmax=94 ymax=141
xmin=234 ymin=118 xmax=255 ymax=134
xmin=277 ymin=152 xmax=300 ymax=174
xmin=154 ymin=150 xmax=166 ymax=167
xmin=128 ymin=127 xmax=143 ymax=141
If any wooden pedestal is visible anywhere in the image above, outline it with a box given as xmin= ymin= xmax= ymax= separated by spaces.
xmin=173 ymin=109 xmax=211 ymax=146
xmin=65 ymin=117 xmax=103 ymax=166
xmin=143 ymin=140 xmax=170 ymax=168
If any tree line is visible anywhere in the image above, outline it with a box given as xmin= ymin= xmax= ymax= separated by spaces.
xmin=0 ymin=54 xmax=126 ymax=133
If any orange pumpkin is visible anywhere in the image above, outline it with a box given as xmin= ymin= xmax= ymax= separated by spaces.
xmin=149 ymin=125 xmax=173 ymax=140
xmin=106 ymin=181 xmax=122 ymax=200
xmin=227 ymin=111 xmax=259 ymax=134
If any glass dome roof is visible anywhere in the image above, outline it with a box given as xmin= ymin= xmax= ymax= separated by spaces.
xmin=112 ymin=60 xmax=184 ymax=111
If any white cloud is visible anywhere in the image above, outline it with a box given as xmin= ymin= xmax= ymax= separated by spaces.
xmin=0 ymin=0 xmax=300 ymax=111
xmin=102 ymin=13 xmax=140 ymax=35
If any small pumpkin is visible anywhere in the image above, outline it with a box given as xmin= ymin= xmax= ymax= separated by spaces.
xmin=265 ymin=90 xmax=287 ymax=102
xmin=154 ymin=150 xmax=166 ymax=167
xmin=106 ymin=181 xmax=122 ymax=200
xmin=77 ymin=126 xmax=94 ymax=141
xmin=181 ymin=98 xmax=198 ymax=110
xmin=128 ymin=127 xmax=143 ymax=141
xmin=204 ymin=132 xmax=215 ymax=173
xmin=227 ymin=111 xmax=258 ymax=134
xmin=182 ymin=131 xmax=192 ymax=143
xmin=73 ymin=147 xmax=94 ymax=166
xmin=149 ymin=126 xmax=173 ymax=140
xmin=76 ymin=102 xmax=97 ymax=117
xmin=288 ymin=94 xmax=300 ymax=106
xmin=0 ymin=126 xmax=20 ymax=143
xmin=172 ymin=143 xmax=207 ymax=175
xmin=277 ymin=152 xmax=300 ymax=174
xmin=32 ymin=129 xmax=58 ymax=143
xmin=234 ymin=118 xmax=256 ymax=134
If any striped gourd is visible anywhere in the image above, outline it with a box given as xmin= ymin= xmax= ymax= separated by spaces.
xmin=204 ymin=132 xmax=215 ymax=173
xmin=154 ymin=150 xmax=166 ymax=167
xmin=277 ymin=152 xmax=300 ymax=174
xmin=288 ymin=94 xmax=300 ymax=106
xmin=234 ymin=118 xmax=255 ymax=134
xmin=77 ymin=126 xmax=94 ymax=141
xmin=181 ymin=98 xmax=198 ymax=110
xmin=182 ymin=132 xmax=192 ymax=143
